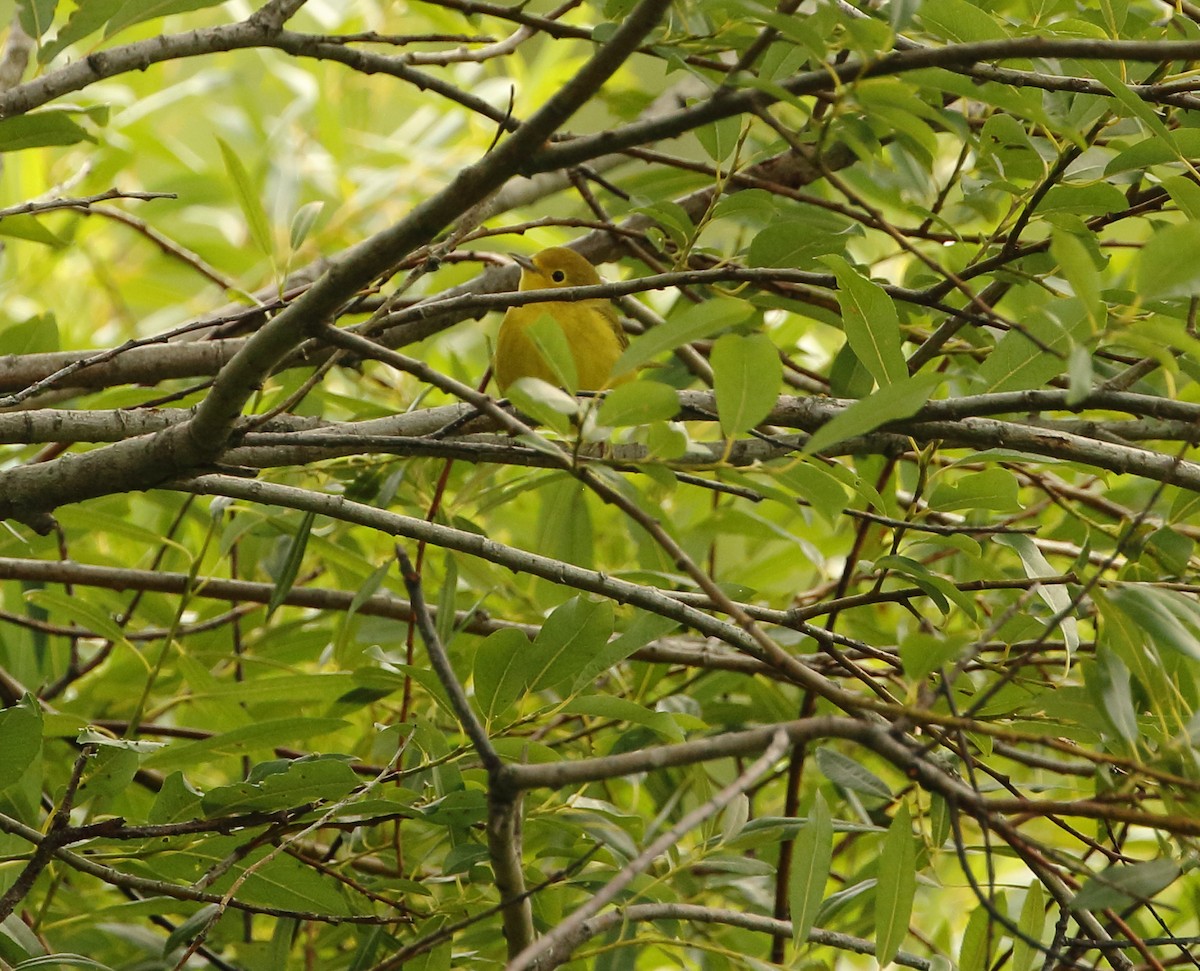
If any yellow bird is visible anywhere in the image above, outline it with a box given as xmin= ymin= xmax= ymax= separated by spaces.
xmin=494 ymin=247 xmax=630 ymax=394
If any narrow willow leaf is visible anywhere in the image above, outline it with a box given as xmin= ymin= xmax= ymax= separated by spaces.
xmin=875 ymin=803 xmax=916 ymax=967
xmin=268 ymin=510 xmax=315 ymax=618
xmin=1071 ymin=859 xmax=1180 ymax=912
xmin=789 ymin=792 xmax=832 ymax=947
xmin=696 ymin=116 xmax=742 ymax=163
xmin=1109 ymin=587 xmax=1200 ymax=661
xmin=1011 ymin=882 xmax=1046 ymax=971
xmin=435 ymin=551 xmax=460 ymax=650
xmin=711 ymin=332 xmax=782 ymax=436
xmin=143 ymin=718 xmax=348 ymax=771
xmin=218 ymin=137 xmax=274 ymax=260
xmin=958 ymin=905 xmax=992 ymax=971
xmin=0 ymin=214 xmax=62 ymax=246
xmin=917 ymin=0 xmax=1009 ymax=41
xmin=816 ymin=747 xmax=892 ymax=799
xmin=570 ymin=611 xmax=679 ymax=690
xmin=1085 ymin=647 xmax=1137 ymax=742
xmin=994 ymin=535 xmax=1079 ymax=659
xmin=289 ymin=201 xmax=325 ymax=251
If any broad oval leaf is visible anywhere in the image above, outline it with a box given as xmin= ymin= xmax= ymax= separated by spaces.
xmin=711 ymin=332 xmax=782 ymax=436
xmin=823 ymin=255 xmax=907 ymax=388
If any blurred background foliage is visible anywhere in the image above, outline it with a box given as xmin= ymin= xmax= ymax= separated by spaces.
xmin=1 ymin=0 xmax=1200 ymax=968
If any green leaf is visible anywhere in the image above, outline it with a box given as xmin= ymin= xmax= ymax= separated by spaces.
xmin=528 ymin=596 xmax=614 ymax=694
xmin=875 ymin=555 xmax=978 ymax=620
xmin=875 ymin=803 xmax=916 ymax=967
xmin=267 ymin=510 xmax=315 ymax=618
xmin=803 ymin=373 xmax=940 ymax=455
xmin=1011 ymin=883 xmax=1047 ymax=971
xmin=829 ymin=341 xmax=874 ymax=398
xmin=917 ymin=0 xmax=1009 ymax=41
xmin=289 ymin=201 xmax=325 ymax=251
xmin=37 ymin=0 xmax=122 ymax=62
xmin=524 ymin=313 xmax=579 ymax=393
xmin=1051 ymin=228 xmax=1104 ymax=330
xmin=994 ymin=535 xmax=1079 ymax=660
xmin=927 ymin=469 xmax=1023 ymax=513
xmin=773 ymin=460 xmax=849 ymax=524
xmin=1106 ymin=129 xmax=1200 ymax=175
xmin=633 ymin=200 xmax=693 ymax=249
xmin=562 ymin=696 xmax=686 ymax=741
xmin=0 ymin=699 xmax=42 ymax=792
xmin=0 ymin=214 xmax=64 ymax=246
xmin=1070 ymin=859 xmax=1180 ymax=912
xmin=748 ymin=219 xmax=849 ymax=267
xmin=147 ymin=772 xmax=204 ymax=825
xmin=823 ymin=256 xmax=907 ymax=387
xmin=24 ymin=589 xmax=129 ymax=644
xmin=1089 ymin=62 xmax=1175 ymax=145
xmin=0 ymin=112 xmax=92 ymax=151
xmin=976 ymin=300 xmax=1089 ymax=393
xmin=816 ymin=747 xmax=892 ymax=800
xmin=0 ymin=313 xmax=58 ymax=355
xmin=711 ymin=332 xmax=782 ymax=436
xmin=613 ymin=296 xmax=752 ymax=376
xmin=1085 ymin=647 xmax=1137 ymax=743
xmin=695 ymin=116 xmax=742 ymax=163
xmin=1136 ymin=223 xmax=1200 ymax=300
xmin=899 ymin=631 xmax=970 ymax=684
xmin=143 ymin=718 xmax=348 ymax=772
xmin=76 ymin=747 xmax=139 ymax=807
xmin=789 ymin=792 xmax=832 ymax=947
xmin=18 ymin=0 xmax=56 ymax=38
xmin=644 ymin=418 xmax=689 ymax=459
xmin=217 ymin=137 xmax=274 ymax=259
xmin=505 ymin=378 xmax=578 ymax=435
xmin=958 ymin=905 xmax=992 ymax=971
xmin=536 ymin=476 xmax=593 ymax=569
xmin=1162 ymin=174 xmax=1200 ymax=221
xmin=11 ymin=954 xmax=116 ymax=970
xmin=104 ymin=0 xmax=227 ymax=37
xmin=596 ymin=381 xmax=680 ymax=426
xmin=472 ymin=628 xmax=535 ymax=720
xmin=235 ymin=850 xmax=351 ymax=916
xmin=570 ymin=610 xmax=679 ymax=690
xmin=1108 ymin=587 xmax=1200 ymax=661
xmin=201 ymin=756 xmax=359 ymax=814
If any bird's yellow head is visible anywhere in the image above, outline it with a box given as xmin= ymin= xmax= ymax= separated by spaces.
xmin=512 ymin=247 xmax=602 ymax=291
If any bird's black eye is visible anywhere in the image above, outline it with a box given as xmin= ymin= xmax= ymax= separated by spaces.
xmin=551 ymin=270 xmax=566 ymax=283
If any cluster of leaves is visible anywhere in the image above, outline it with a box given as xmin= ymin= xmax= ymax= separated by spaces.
xmin=1 ymin=0 xmax=1200 ymax=969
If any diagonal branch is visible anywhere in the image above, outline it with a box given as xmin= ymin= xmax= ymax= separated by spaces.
xmin=0 ymin=0 xmax=673 ymax=531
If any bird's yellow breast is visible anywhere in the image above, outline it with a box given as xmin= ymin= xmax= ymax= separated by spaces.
xmin=494 ymin=247 xmax=629 ymax=394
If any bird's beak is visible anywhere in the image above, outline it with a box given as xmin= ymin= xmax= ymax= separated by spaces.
xmin=509 ymin=252 xmax=536 ymax=272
